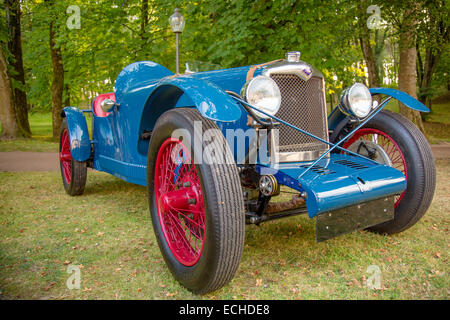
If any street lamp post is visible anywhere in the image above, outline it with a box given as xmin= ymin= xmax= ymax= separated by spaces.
xmin=169 ymin=8 xmax=185 ymax=74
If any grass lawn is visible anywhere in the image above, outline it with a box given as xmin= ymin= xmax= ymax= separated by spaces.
xmin=0 ymin=160 xmax=448 ymax=300
xmin=0 ymin=113 xmax=58 ymax=152
xmin=0 ymin=112 xmax=93 ymax=152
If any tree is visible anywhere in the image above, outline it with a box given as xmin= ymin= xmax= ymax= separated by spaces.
xmin=376 ymin=0 xmax=426 ymax=131
xmin=398 ymin=11 xmax=424 ymax=132
xmin=0 ymin=46 xmax=20 ymax=138
xmin=49 ymin=15 xmax=65 ymax=138
xmin=416 ymin=0 xmax=449 ymax=111
xmin=357 ymin=0 xmax=381 ymax=89
xmin=5 ymin=0 xmax=31 ymax=137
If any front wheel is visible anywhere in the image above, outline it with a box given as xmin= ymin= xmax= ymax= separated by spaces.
xmin=147 ymin=108 xmax=245 ymax=294
xmin=343 ymin=110 xmax=436 ymax=234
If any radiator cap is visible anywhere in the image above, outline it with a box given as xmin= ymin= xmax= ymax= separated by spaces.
xmin=286 ymin=51 xmax=301 ymax=63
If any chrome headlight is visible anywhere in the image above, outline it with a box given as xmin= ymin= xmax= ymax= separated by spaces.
xmin=339 ymin=83 xmax=373 ymax=118
xmin=241 ymin=76 xmax=281 ymax=118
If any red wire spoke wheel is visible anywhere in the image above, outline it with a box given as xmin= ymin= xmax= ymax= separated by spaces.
xmin=60 ymin=129 xmax=72 ymax=185
xmin=341 ymin=110 xmax=436 ymax=234
xmin=154 ymin=138 xmax=205 ymax=266
xmin=148 ymin=108 xmax=244 ymax=294
xmin=59 ymin=118 xmax=87 ymax=196
xmin=343 ymin=128 xmax=407 ymax=208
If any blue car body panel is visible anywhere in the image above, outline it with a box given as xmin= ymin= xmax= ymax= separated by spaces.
xmin=90 ymin=62 xmax=252 ymax=186
xmin=256 ymin=154 xmax=406 ymax=217
xmin=148 ymin=75 xmax=243 ymax=122
xmin=64 ymin=60 xmax=430 ymax=217
xmin=369 ymin=88 xmax=430 ymax=112
xmin=61 ymin=107 xmax=91 ymax=162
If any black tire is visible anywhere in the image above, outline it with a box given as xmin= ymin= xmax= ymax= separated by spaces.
xmin=147 ymin=108 xmax=245 ymax=294
xmin=345 ymin=110 xmax=436 ymax=234
xmin=59 ymin=118 xmax=87 ymax=196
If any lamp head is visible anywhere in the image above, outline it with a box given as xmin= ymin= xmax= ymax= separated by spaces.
xmin=169 ymin=8 xmax=185 ymax=33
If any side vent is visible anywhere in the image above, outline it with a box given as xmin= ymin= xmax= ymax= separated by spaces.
xmin=334 ymin=159 xmax=369 ymax=170
xmin=300 ymin=164 xmax=336 ymax=176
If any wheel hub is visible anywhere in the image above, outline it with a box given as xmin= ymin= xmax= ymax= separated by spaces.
xmin=347 ymin=140 xmax=393 ymax=166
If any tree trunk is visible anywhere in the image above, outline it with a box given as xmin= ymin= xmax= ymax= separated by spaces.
xmin=357 ymin=1 xmax=380 ymax=102
xmin=360 ymin=36 xmax=381 ymax=88
xmin=141 ymin=0 xmax=149 ymax=39
xmin=5 ymin=0 xmax=31 ymax=137
xmin=0 ymin=48 xmax=20 ymax=138
xmin=49 ymin=21 xmax=64 ymax=138
xmin=140 ymin=0 xmax=149 ymax=59
xmin=398 ymin=21 xmax=425 ymax=133
xmin=64 ymin=82 xmax=70 ymax=107
xmin=419 ymin=47 xmax=441 ymax=107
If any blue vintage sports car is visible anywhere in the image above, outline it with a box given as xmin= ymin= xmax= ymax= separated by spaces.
xmin=59 ymin=51 xmax=436 ymax=294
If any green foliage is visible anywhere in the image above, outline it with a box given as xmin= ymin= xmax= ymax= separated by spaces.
xmin=17 ymin=0 xmax=450 ymax=112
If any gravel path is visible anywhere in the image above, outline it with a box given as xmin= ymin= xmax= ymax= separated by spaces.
xmin=0 ymin=152 xmax=59 ymax=172
xmin=0 ymin=144 xmax=449 ymax=172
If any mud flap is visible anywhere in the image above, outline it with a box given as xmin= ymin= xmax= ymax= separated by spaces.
xmin=316 ymin=197 xmax=394 ymax=242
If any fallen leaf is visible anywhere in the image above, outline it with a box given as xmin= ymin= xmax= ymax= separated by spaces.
xmin=256 ymin=279 xmax=263 ymax=287
xmin=43 ymin=282 xmax=56 ymax=291
xmin=166 ymin=291 xmax=177 ymax=297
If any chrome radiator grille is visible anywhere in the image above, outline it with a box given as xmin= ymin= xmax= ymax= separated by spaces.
xmin=270 ymin=74 xmax=329 ymax=159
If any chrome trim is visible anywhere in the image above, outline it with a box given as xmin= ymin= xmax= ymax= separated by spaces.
xmin=269 ymin=130 xmax=329 ymax=163
xmin=286 ymin=51 xmax=301 ymax=63
xmin=262 ymin=59 xmax=329 ymax=163
xmin=100 ymin=99 xmax=116 ymax=113
xmin=262 ymin=60 xmax=322 ymax=82
xmin=322 ymin=76 xmax=330 ymax=151
xmin=278 ymin=150 xmax=326 ymax=162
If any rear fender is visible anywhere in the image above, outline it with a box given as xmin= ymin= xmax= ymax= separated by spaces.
xmin=61 ymin=107 xmax=91 ymax=162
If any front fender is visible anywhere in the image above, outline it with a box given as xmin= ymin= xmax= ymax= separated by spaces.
xmin=61 ymin=107 xmax=91 ymax=162
xmin=329 ymin=87 xmax=430 ymax=139
xmin=369 ymin=88 xmax=430 ymax=112
xmin=147 ymin=75 xmax=242 ymax=122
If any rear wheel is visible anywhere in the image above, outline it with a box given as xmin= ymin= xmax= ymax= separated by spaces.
xmin=147 ymin=108 xmax=245 ymax=294
xmin=343 ymin=110 xmax=436 ymax=234
xmin=59 ymin=119 xmax=87 ymax=196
